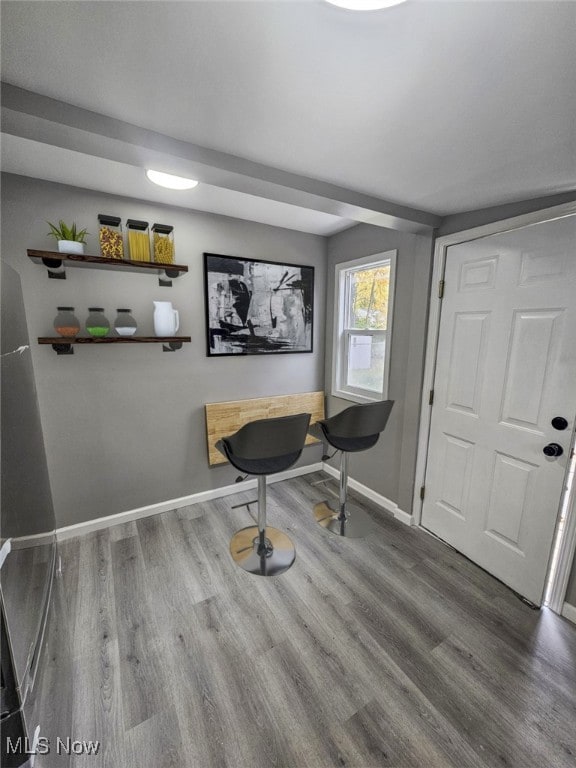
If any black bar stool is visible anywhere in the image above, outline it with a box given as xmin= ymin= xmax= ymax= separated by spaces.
xmin=309 ymin=400 xmax=394 ymax=538
xmin=216 ymin=412 xmax=311 ymax=577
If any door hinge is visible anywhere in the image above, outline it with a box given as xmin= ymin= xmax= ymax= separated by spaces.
xmin=420 ymin=486 xmax=425 ymax=500
xmin=429 ymin=389 xmax=434 ymax=405
xmin=438 ymin=280 xmax=445 ymax=299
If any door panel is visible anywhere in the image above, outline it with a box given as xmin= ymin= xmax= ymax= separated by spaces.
xmin=519 ymin=249 xmax=567 ymax=285
xmin=485 ymin=451 xmax=535 ymax=553
xmin=422 ymin=215 xmax=576 ymax=605
xmin=500 ymin=310 xmax=563 ymax=430
xmin=446 ymin=312 xmax=489 ymax=415
xmin=459 ymin=256 xmax=499 ymax=290
xmin=438 ymin=434 xmax=474 ymax=518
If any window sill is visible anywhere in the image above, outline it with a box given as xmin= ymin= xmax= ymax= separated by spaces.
xmin=331 ymin=388 xmax=383 ymax=405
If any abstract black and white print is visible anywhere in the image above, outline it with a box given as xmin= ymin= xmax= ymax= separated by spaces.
xmin=204 ymin=253 xmax=314 ymax=356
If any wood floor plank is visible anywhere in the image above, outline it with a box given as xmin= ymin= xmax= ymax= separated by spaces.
xmin=136 ymin=527 xmax=227 ymax=767
xmin=189 ymin=606 xmax=285 ymax=768
xmin=271 ymin=479 xmax=367 ymax=604
xmin=254 ymin=586 xmax=370 ymax=724
xmin=431 ymin=632 xmax=576 ymax=767
xmin=125 ymin=707 xmax=184 ymax=768
xmin=110 ymin=533 xmax=170 ymax=731
xmin=335 ymin=697 xmax=484 ymax=768
xmin=256 ymin=642 xmax=350 ymax=768
xmin=450 ymin=604 xmax=576 ymax=707
xmin=418 ymin=556 xmax=576 ymax=698
xmin=349 ymin=588 xmax=561 ymax=767
xmin=108 ymin=520 xmax=139 ymax=542
xmin=69 ymin=638 xmax=126 ymax=768
xmin=71 ymin=532 xmax=118 ymax=659
xmin=490 ymin=595 xmax=576 ymax=686
xmin=65 ymin=532 xmax=127 ymax=767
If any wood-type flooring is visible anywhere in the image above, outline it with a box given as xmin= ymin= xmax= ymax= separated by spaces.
xmin=33 ymin=472 xmax=576 ymax=767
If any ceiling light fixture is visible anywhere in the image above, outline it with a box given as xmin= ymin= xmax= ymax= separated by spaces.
xmin=146 ymin=169 xmax=199 ymax=190
xmin=325 ymin=0 xmax=407 ymax=10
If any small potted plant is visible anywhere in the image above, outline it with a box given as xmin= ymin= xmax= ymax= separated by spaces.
xmin=46 ymin=220 xmax=89 ymax=255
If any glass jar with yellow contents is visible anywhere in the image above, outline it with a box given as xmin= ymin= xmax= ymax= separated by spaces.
xmin=151 ymin=223 xmax=174 ymax=265
xmin=126 ymin=219 xmax=150 ymax=262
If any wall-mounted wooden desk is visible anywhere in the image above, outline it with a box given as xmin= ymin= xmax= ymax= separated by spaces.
xmin=205 ymin=391 xmax=324 ymax=466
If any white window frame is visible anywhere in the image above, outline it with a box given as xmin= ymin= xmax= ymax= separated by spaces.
xmin=332 ymin=250 xmax=396 ymax=404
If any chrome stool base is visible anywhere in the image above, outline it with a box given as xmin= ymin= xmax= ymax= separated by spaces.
xmin=229 ymin=525 xmax=296 ymax=577
xmin=313 ymin=501 xmax=373 ymax=538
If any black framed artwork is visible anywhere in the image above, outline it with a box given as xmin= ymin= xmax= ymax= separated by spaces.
xmin=204 ymin=253 xmax=314 ymax=356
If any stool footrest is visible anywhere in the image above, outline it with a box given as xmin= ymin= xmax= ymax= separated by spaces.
xmin=230 ymin=498 xmax=258 ymax=510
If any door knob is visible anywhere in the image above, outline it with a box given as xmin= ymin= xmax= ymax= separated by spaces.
xmin=551 ymin=417 xmax=568 ymax=431
xmin=543 ymin=443 xmax=564 ymax=457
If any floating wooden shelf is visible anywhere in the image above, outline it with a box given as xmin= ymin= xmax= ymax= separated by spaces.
xmin=27 ymin=249 xmax=188 ymax=285
xmin=38 ymin=336 xmax=191 ymax=355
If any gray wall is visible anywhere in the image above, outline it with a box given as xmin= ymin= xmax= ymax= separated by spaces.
xmin=1 ymin=173 xmax=326 ymax=528
xmin=325 ymin=224 xmax=433 ymax=514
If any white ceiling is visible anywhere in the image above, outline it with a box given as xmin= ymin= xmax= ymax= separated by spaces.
xmin=1 ymin=0 xmax=575 ymax=232
xmin=1 ymin=134 xmax=353 ymax=236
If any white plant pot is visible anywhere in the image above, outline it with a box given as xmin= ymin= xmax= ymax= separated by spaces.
xmin=58 ymin=240 xmax=85 ymax=255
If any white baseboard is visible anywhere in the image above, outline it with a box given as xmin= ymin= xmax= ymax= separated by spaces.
xmin=321 ymin=462 xmax=413 ymax=526
xmin=56 ymin=462 xmax=323 ymax=541
xmin=7 ymin=531 xmax=56 ymax=551
xmin=561 ymin=602 xmax=576 ymax=625
xmin=392 ymin=506 xmax=415 ymax=527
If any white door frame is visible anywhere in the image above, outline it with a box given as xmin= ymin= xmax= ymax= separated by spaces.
xmin=548 ymin=429 xmax=576 ymax=614
xmin=412 ymin=201 xmax=576 ymax=611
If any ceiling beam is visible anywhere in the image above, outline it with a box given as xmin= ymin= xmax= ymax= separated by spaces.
xmin=1 ymin=84 xmax=440 ymax=233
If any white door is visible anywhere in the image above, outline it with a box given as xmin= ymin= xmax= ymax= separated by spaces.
xmin=422 ymin=215 xmax=576 ymax=605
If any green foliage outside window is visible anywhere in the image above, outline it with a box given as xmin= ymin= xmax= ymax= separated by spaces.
xmin=348 ymin=265 xmax=390 ymax=330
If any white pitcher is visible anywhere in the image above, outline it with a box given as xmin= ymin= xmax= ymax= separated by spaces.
xmin=153 ymin=301 xmax=180 ymax=336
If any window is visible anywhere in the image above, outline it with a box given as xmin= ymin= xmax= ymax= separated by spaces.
xmin=332 ymin=251 xmax=396 ymax=403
